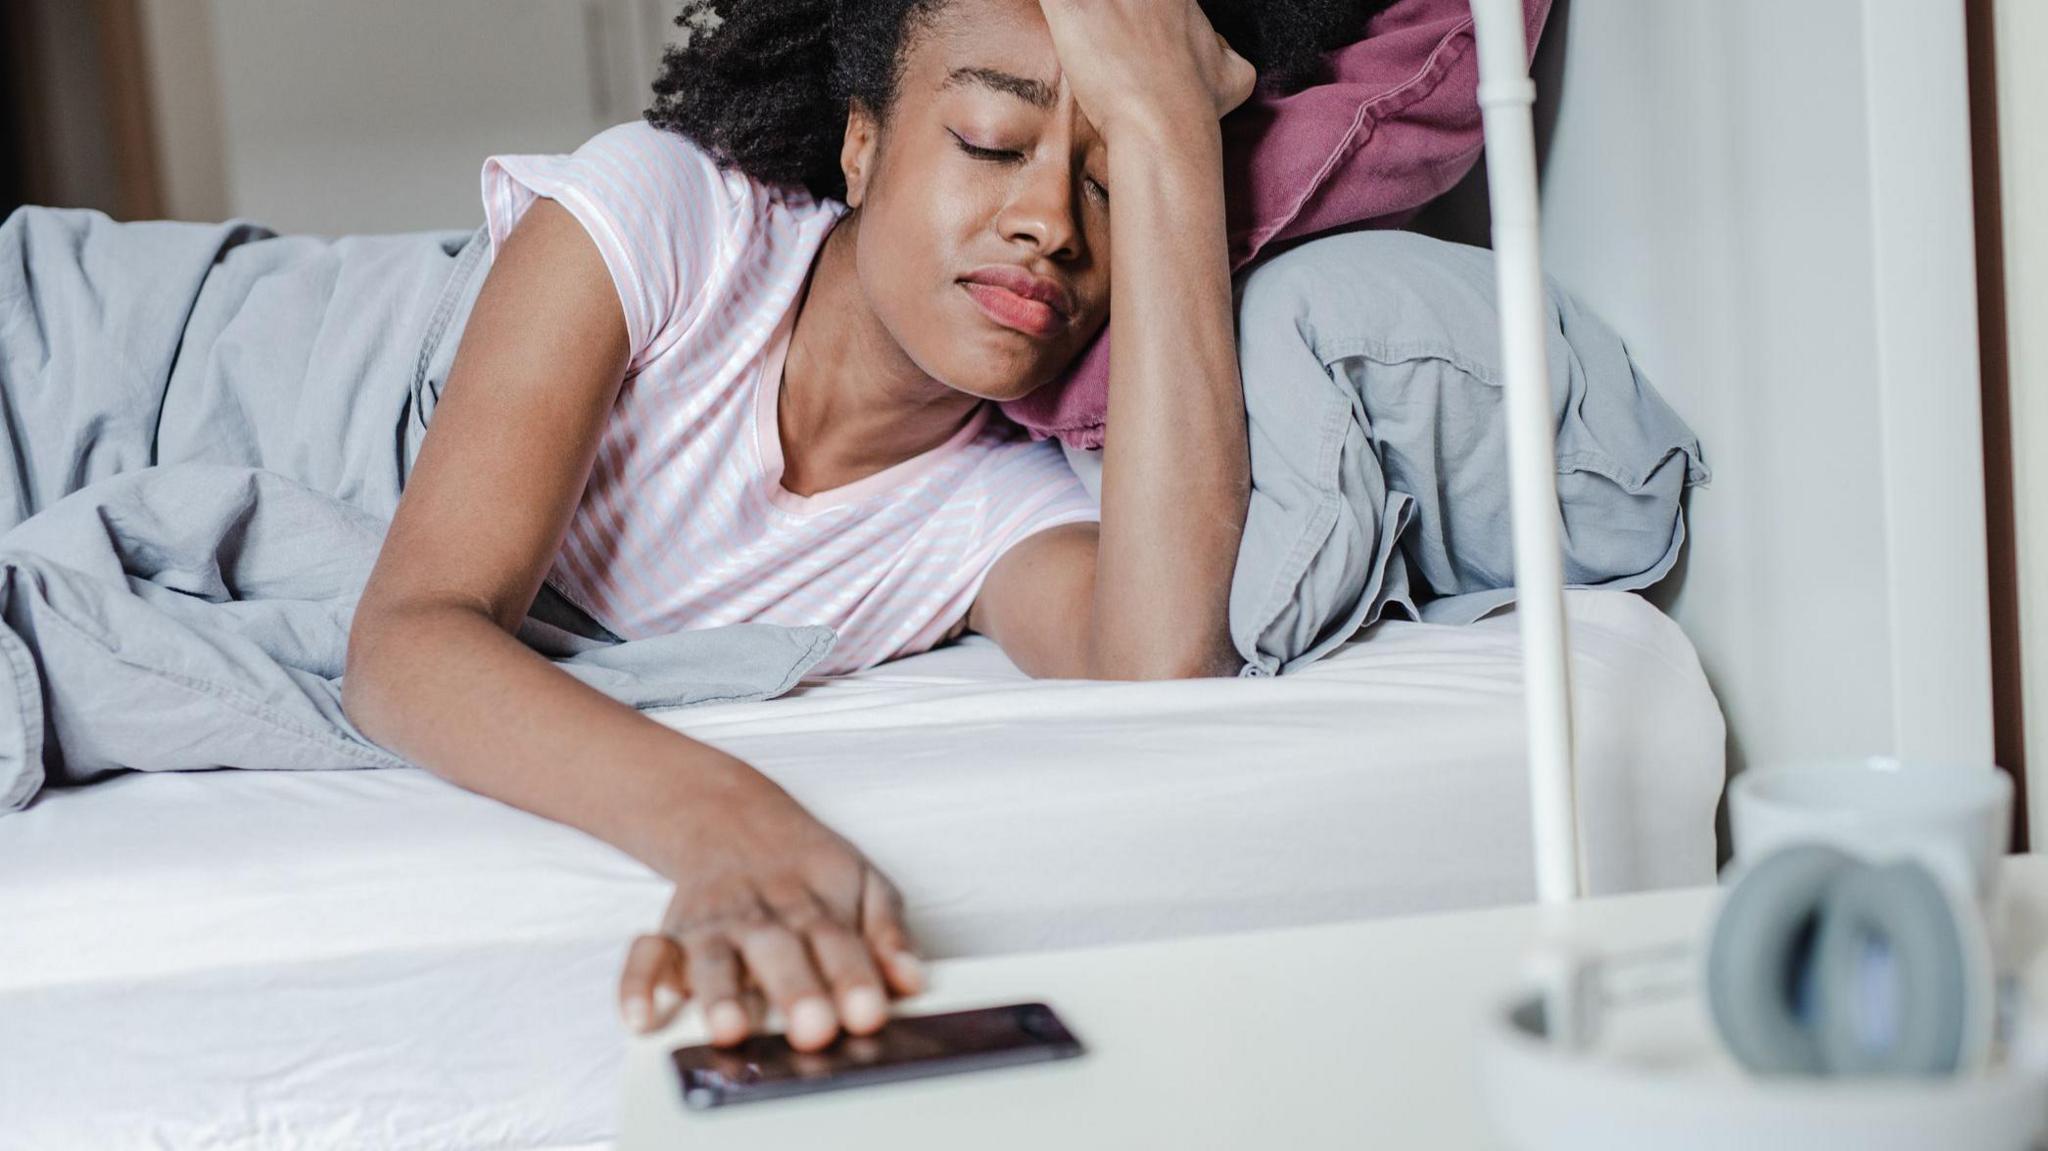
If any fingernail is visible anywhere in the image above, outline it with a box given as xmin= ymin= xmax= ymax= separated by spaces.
xmin=843 ymin=986 xmax=886 ymax=1029
xmin=709 ymin=1000 xmax=749 ymax=1038
xmin=790 ymin=996 xmax=837 ymax=1044
xmin=622 ymin=997 xmax=650 ymax=1033
xmin=652 ymin=984 xmax=681 ymax=1019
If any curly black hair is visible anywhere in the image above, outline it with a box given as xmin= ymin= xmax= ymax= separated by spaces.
xmin=646 ymin=0 xmax=1395 ymax=203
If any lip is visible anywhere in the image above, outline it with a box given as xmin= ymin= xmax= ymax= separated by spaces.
xmin=958 ymin=266 xmax=1074 ymax=338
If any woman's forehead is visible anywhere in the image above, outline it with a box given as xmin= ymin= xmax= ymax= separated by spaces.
xmin=914 ymin=0 xmax=1061 ymax=88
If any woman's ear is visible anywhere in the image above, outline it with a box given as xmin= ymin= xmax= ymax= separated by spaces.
xmin=840 ymin=102 xmax=880 ymax=209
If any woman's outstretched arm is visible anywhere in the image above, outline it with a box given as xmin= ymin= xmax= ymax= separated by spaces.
xmin=967 ymin=0 xmax=1255 ymax=680
xmin=343 ymin=199 xmax=921 ymax=1051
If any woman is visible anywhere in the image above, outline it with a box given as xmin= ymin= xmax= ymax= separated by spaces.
xmin=0 ymin=0 xmax=1375 ymax=1056
xmin=336 ymin=0 xmax=1398 ymax=1056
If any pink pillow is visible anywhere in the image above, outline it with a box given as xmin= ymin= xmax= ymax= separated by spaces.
xmin=997 ymin=0 xmax=1553 ymax=449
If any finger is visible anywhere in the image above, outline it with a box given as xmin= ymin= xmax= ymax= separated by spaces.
xmin=765 ymin=882 xmax=888 ymax=1033
xmin=1213 ymin=38 xmax=1257 ymax=114
xmin=1227 ymin=56 xmax=1258 ymax=113
xmin=739 ymin=986 xmax=770 ymax=1033
xmin=619 ymin=934 xmax=680 ymax=1034
xmin=681 ymin=932 xmax=752 ymax=1047
xmin=795 ymin=898 xmax=890 ymax=1035
xmin=732 ymin=909 xmax=839 ymax=1052
xmin=860 ymin=869 xmax=926 ymax=996
xmin=652 ymin=944 xmax=687 ymax=1029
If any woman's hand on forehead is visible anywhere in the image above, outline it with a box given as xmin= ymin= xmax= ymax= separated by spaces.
xmin=1033 ymin=0 xmax=1257 ymax=143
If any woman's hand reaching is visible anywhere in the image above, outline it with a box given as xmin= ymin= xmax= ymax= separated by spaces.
xmin=1034 ymin=0 xmax=1258 ymax=143
xmin=615 ymin=756 xmax=926 ymax=1052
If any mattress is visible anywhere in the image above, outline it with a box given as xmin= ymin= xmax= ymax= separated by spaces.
xmin=0 ymin=590 xmax=1723 ymax=1151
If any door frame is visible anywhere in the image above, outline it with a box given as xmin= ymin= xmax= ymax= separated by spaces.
xmin=1983 ymin=0 xmax=2048 ymax=846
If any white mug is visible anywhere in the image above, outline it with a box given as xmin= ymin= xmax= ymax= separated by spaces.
xmin=1727 ymin=755 xmax=2013 ymax=900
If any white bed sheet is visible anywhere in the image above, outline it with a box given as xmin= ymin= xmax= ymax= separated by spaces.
xmin=0 ymin=590 xmax=1723 ymax=1150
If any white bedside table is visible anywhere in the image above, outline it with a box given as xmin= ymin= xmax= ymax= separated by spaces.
xmin=617 ymin=856 xmax=2048 ymax=1149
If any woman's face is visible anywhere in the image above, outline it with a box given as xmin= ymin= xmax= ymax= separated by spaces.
xmin=840 ymin=0 xmax=1112 ymax=404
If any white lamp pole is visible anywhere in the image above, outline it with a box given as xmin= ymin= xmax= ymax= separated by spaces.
xmin=1467 ymin=0 xmax=1583 ymax=903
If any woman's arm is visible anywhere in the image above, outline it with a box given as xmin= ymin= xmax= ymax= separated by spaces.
xmin=345 ymin=197 xmax=688 ymax=869
xmin=967 ymin=1 xmax=1255 ymax=680
xmin=1090 ymin=112 xmax=1248 ymax=681
xmin=343 ymin=199 xmax=920 ymax=1051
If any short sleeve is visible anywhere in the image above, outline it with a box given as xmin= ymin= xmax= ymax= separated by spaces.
xmin=888 ymin=438 xmax=1100 ymax=664
xmin=481 ymin=120 xmax=741 ymax=371
xmin=967 ymin=440 xmax=1102 ymax=589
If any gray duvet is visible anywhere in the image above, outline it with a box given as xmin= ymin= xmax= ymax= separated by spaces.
xmin=0 ymin=207 xmax=832 ymax=813
xmin=0 ymin=205 xmax=1704 ymax=815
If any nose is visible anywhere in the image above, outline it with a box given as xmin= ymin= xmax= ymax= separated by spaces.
xmin=993 ymin=157 xmax=1086 ymax=262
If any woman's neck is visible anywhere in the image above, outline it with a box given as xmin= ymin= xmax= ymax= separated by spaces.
xmin=776 ymin=213 xmax=984 ymax=497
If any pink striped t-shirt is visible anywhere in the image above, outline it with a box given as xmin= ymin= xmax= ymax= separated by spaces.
xmin=479 ymin=121 xmax=1100 ymax=675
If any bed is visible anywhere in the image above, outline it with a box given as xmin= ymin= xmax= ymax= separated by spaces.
xmin=0 ymin=589 xmax=1721 ymax=1151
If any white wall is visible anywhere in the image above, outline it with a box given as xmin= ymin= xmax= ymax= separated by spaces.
xmin=1538 ymin=0 xmax=1995 ymax=779
xmin=1992 ymin=0 xmax=2048 ymax=837
xmin=136 ymin=0 xmax=230 ymax=222
xmin=143 ymin=0 xmax=684 ymax=235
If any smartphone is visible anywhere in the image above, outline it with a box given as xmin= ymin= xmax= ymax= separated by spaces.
xmin=670 ymin=1001 xmax=1085 ymax=1110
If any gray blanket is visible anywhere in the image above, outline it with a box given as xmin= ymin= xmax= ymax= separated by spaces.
xmin=1067 ymin=230 xmax=1709 ymax=675
xmin=0 ymin=206 xmax=832 ymax=813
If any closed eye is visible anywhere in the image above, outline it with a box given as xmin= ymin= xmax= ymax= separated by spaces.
xmin=951 ymin=132 xmax=1023 ymax=164
xmin=952 ymin=132 xmax=1109 ymax=206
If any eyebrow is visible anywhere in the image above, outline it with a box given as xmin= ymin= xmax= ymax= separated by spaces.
xmin=942 ymin=66 xmax=1057 ymax=111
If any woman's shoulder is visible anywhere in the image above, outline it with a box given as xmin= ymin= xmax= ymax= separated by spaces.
xmin=578 ymin=120 xmax=845 ymax=223
xmin=483 ymin=120 xmax=845 ymax=368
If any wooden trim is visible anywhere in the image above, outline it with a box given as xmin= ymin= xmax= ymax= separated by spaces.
xmin=1968 ymin=0 xmax=2028 ymax=852
xmin=1991 ymin=0 xmax=2048 ymax=848
xmin=3 ymin=0 xmax=51 ymax=207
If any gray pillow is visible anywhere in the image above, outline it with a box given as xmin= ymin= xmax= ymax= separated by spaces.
xmin=1063 ymin=230 xmax=1709 ymax=676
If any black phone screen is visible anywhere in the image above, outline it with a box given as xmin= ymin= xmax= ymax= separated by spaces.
xmin=671 ymin=1001 xmax=1084 ymax=1109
